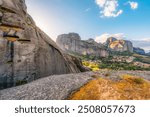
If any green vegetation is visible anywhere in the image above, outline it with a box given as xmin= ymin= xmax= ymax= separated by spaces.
xmin=69 ymin=51 xmax=150 ymax=71
xmin=16 ymin=80 xmax=27 ymax=86
xmin=110 ymin=51 xmax=133 ymax=56
xmin=82 ymin=61 xmax=100 ymax=71
xmin=82 ymin=60 xmax=150 ymax=71
xmin=100 ymin=61 xmax=150 ymax=71
xmin=133 ymin=54 xmax=150 ymax=64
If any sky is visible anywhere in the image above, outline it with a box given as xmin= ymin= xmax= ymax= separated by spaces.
xmin=26 ymin=0 xmax=150 ymax=52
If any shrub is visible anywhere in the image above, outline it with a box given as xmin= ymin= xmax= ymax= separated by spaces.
xmin=134 ymin=78 xmax=144 ymax=84
xmin=16 ymin=80 xmax=27 ymax=86
xmin=120 ymin=74 xmax=144 ymax=84
xmin=82 ymin=61 xmax=90 ymax=66
xmin=82 ymin=61 xmax=100 ymax=71
xmin=91 ymin=74 xmax=101 ymax=79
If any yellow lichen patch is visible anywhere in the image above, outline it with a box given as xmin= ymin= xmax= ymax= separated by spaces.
xmin=82 ymin=61 xmax=100 ymax=71
xmin=0 ymin=25 xmax=22 ymax=32
xmin=69 ymin=74 xmax=150 ymax=100
xmin=109 ymin=40 xmax=125 ymax=49
xmin=5 ymin=37 xmax=17 ymax=42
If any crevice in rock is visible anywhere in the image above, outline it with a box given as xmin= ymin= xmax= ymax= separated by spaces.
xmin=3 ymin=35 xmax=19 ymax=38
xmin=0 ymin=7 xmax=16 ymax=14
xmin=0 ymin=24 xmax=24 ymax=30
xmin=18 ymin=39 xmax=31 ymax=42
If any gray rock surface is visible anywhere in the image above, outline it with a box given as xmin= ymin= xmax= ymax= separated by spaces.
xmin=94 ymin=70 xmax=150 ymax=81
xmin=106 ymin=37 xmax=133 ymax=53
xmin=0 ymin=0 xmax=83 ymax=89
xmin=0 ymin=70 xmax=149 ymax=100
xmin=0 ymin=72 xmax=94 ymax=100
xmin=56 ymin=33 xmax=109 ymax=58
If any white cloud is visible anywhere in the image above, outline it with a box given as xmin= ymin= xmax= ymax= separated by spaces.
xmin=95 ymin=0 xmax=123 ymax=17
xmin=95 ymin=34 xmax=150 ymax=52
xmin=128 ymin=1 xmax=138 ymax=10
xmin=132 ymin=38 xmax=150 ymax=52
xmin=95 ymin=0 xmax=106 ymax=7
xmin=85 ymin=8 xmax=91 ymax=12
xmin=95 ymin=33 xmax=125 ymax=43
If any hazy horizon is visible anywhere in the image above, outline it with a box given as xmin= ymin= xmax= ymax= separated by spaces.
xmin=26 ymin=0 xmax=150 ymax=52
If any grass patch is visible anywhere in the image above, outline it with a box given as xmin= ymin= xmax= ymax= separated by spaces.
xmin=69 ymin=74 xmax=150 ymax=100
xmin=120 ymin=74 xmax=144 ymax=84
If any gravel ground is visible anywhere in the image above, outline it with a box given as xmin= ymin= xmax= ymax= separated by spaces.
xmin=0 ymin=72 xmax=94 ymax=100
xmin=0 ymin=70 xmax=149 ymax=100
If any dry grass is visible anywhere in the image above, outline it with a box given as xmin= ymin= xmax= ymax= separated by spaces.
xmin=69 ymin=74 xmax=150 ymax=100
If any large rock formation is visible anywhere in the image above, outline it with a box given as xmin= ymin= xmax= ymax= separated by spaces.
xmin=133 ymin=47 xmax=145 ymax=55
xmin=0 ymin=72 xmax=94 ymax=100
xmin=106 ymin=37 xmax=133 ymax=53
xmin=0 ymin=0 xmax=83 ymax=89
xmin=56 ymin=33 xmax=109 ymax=58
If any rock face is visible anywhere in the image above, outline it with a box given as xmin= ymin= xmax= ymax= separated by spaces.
xmin=56 ymin=33 xmax=109 ymax=58
xmin=0 ymin=0 xmax=83 ymax=89
xmin=106 ymin=37 xmax=133 ymax=53
xmin=133 ymin=47 xmax=145 ymax=55
xmin=106 ymin=37 xmax=117 ymax=46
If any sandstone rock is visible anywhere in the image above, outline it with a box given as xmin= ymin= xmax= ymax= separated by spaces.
xmin=133 ymin=47 xmax=145 ymax=55
xmin=106 ymin=37 xmax=133 ymax=53
xmin=56 ymin=33 xmax=109 ymax=58
xmin=0 ymin=0 xmax=83 ymax=90
xmin=106 ymin=37 xmax=117 ymax=46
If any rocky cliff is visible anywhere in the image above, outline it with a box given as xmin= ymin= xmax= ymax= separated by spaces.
xmin=56 ymin=33 xmax=109 ymax=58
xmin=0 ymin=0 xmax=83 ymax=89
xmin=106 ymin=37 xmax=133 ymax=53
xmin=133 ymin=47 xmax=145 ymax=55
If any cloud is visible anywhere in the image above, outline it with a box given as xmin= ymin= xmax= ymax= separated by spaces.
xmin=84 ymin=8 xmax=91 ymax=12
xmin=95 ymin=0 xmax=123 ymax=17
xmin=132 ymin=38 xmax=150 ymax=52
xmin=128 ymin=1 xmax=138 ymax=10
xmin=95 ymin=33 xmax=125 ymax=43
xmin=95 ymin=34 xmax=150 ymax=52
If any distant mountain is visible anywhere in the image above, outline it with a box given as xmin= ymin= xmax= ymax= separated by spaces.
xmin=146 ymin=52 xmax=150 ymax=56
xmin=105 ymin=37 xmax=133 ymax=53
xmin=56 ymin=33 xmax=148 ymax=57
xmin=56 ymin=33 xmax=109 ymax=58
xmin=133 ymin=47 xmax=145 ymax=55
